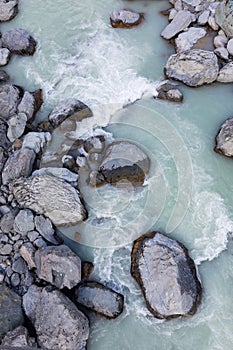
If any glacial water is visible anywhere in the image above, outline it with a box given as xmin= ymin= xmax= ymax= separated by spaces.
xmin=2 ymin=0 xmax=233 ymax=349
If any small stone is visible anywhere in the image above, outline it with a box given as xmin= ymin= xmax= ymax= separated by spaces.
xmin=175 ymin=27 xmax=207 ymax=53
xmin=17 ymin=91 xmax=36 ymax=121
xmin=217 ymin=62 xmax=233 ymax=83
xmin=11 ymin=233 xmax=21 ymax=242
xmin=14 ymin=209 xmax=35 ymax=234
xmin=22 ymin=131 xmax=51 ymax=154
xmin=11 ymin=272 xmax=20 ymax=287
xmin=20 ymin=243 xmax=36 ymax=270
xmin=34 ymin=215 xmax=58 ymax=245
xmin=0 ymin=210 xmax=15 ymax=233
xmin=0 ymin=234 xmax=8 ymax=244
xmin=169 ymin=8 xmax=177 ymax=20
xmin=110 ymin=10 xmax=144 ymax=28
xmin=208 ymin=16 xmax=219 ymax=31
xmin=227 ymin=38 xmax=233 ymax=56
xmin=6 ymin=266 xmax=13 ymax=277
xmin=198 ymin=10 xmax=210 ymax=25
xmin=0 ymin=244 xmax=12 ymax=256
xmin=0 ymin=48 xmax=11 ymax=67
xmin=0 ymin=84 xmax=21 ymax=120
xmin=215 ymin=118 xmax=233 ymax=156
xmin=161 ymin=10 xmax=192 ymax=40
xmin=214 ymin=47 xmax=229 ymax=61
xmin=7 ymin=113 xmax=28 ymax=142
xmin=27 ymin=230 xmax=39 ymax=242
xmin=33 ymin=238 xmax=47 ymax=249
xmin=214 ymin=34 xmax=228 ymax=48
xmin=1 ymin=325 xmax=36 ymax=348
xmin=2 ymin=28 xmax=37 ymax=56
xmin=12 ymin=257 xmax=27 ymax=274
xmin=0 ymin=0 xmax=18 ymax=22
xmin=13 ymin=239 xmax=23 ymax=251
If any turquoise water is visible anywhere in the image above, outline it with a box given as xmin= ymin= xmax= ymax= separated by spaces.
xmin=2 ymin=0 xmax=233 ymax=349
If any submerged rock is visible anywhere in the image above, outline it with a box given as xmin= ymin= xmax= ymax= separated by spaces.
xmin=12 ymin=174 xmax=87 ymax=226
xmin=2 ymin=28 xmax=37 ymax=56
xmin=164 ymin=49 xmax=219 ymax=87
xmin=110 ymin=10 xmax=144 ymax=28
xmin=215 ymin=118 xmax=233 ymax=157
xmin=161 ymin=10 xmax=192 ymax=40
xmin=131 ymin=232 xmax=202 ymax=319
xmin=0 ymin=0 xmax=18 ymax=22
xmin=75 ymin=281 xmax=124 ymax=319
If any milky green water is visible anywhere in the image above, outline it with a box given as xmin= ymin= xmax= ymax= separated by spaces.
xmin=2 ymin=0 xmax=233 ymax=349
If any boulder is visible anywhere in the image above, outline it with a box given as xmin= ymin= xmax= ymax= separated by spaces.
xmin=214 ymin=118 xmax=233 ymax=157
xmin=0 ymin=284 xmax=24 ymax=341
xmin=0 ymin=48 xmax=11 ymax=67
xmin=131 ymin=232 xmax=202 ymax=319
xmin=34 ymin=245 xmax=81 ymax=289
xmin=23 ymin=285 xmax=89 ymax=350
xmin=75 ymin=281 xmax=124 ymax=319
xmin=12 ymin=174 xmax=87 ymax=226
xmin=7 ymin=112 xmax=28 ymax=142
xmin=0 ymin=0 xmax=18 ymax=22
xmin=217 ymin=62 xmax=233 ymax=83
xmin=156 ymin=81 xmax=183 ymax=102
xmin=48 ymin=98 xmax=92 ymax=128
xmin=175 ymin=27 xmax=207 ymax=53
xmin=0 ymin=84 xmax=22 ymax=120
xmin=91 ymin=141 xmax=150 ymax=187
xmin=110 ymin=10 xmax=144 ymax=28
xmin=32 ymin=167 xmax=78 ymax=187
xmin=164 ymin=49 xmax=219 ymax=87
xmin=2 ymin=28 xmax=37 ymax=56
xmin=161 ymin=10 xmax=192 ymax=40
xmin=1 ymin=326 xmax=38 ymax=348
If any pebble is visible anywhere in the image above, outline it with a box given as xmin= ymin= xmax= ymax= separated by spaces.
xmin=0 ymin=244 xmax=12 ymax=255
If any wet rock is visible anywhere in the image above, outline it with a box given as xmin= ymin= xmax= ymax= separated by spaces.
xmin=0 ymin=70 xmax=10 ymax=83
xmin=35 ymin=245 xmax=81 ymax=289
xmin=48 ymin=98 xmax=92 ymax=128
xmin=0 ymin=84 xmax=21 ymax=120
xmin=0 ymin=284 xmax=24 ymax=340
xmin=75 ymin=281 xmax=124 ymax=319
xmin=84 ymin=135 xmax=105 ymax=154
xmin=1 ymin=326 xmax=37 ymax=348
xmin=7 ymin=112 xmax=28 ymax=142
xmin=82 ymin=261 xmax=94 ymax=280
xmin=92 ymin=141 xmax=150 ymax=187
xmin=2 ymin=148 xmax=35 ymax=184
xmin=217 ymin=62 xmax=233 ymax=83
xmin=12 ymin=174 xmax=87 ymax=226
xmin=156 ymin=81 xmax=183 ymax=102
xmin=0 ymin=119 xmax=11 ymax=150
xmin=175 ymin=27 xmax=207 ymax=53
xmin=17 ymin=91 xmax=36 ymax=121
xmin=131 ymin=232 xmax=202 ymax=319
xmin=110 ymin=10 xmax=144 ymax=28
xmin=13 ymin=209 xmax=35 ymax=234
xmin=20 ymin=242 xmax=36 ymax=269
xmin=2 ymin=28 xmax=37 ymax=56
xmin=32 ymin=167 xmax=78 ymax=187
xmin=34 ymin=215 xmax=59 ymax=245
xmin=161 ymin=10 xmax=192 ymax=40
xmin=23 ymin=285 xmax=89 ymax=350
xmin=0 ymin=0 xmax=18 ymax=22
xmin=215 ymin=118 xmax=233 ymax=157
xmin=22 ymin=132 xmax=51 ymax=154
xmin=164 ymin=49 xmax=219 ymax=87
xmin=0 ymin=48 xmax=11 ymax=67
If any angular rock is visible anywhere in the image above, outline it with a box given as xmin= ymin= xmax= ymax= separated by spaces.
xmin=75 ymin=281 xmax=124 ymax=319
xmin=0 ymin=119 xmax=11 ymax=149
xmin=0 ymin=70 xmax=10 ymax=83
xmin=110 ymin=10 xmax=144 ymax=28
xmin=215 ymin=0 xmax=233 ymax=38
xmin=84 ymin=135 xmax=105 ymax=154
xmin=164 ymin=49 xmax=219 ymax=87
xmin=227 ymin=38 xmax=233 ymax=56
xmin=7 ymin=112 xmax=28 ymax=142
xmin=175 ymin=27 xmax=207 ymax=53
xmin=32 ymin=167 xmax=78 ymax=187
xmin=2 ymin=148 xmax=35 ymax=184
xmin=35 ymin=245 xmax=81 ymax=289
xmin=12 ymin=174 xmax=87 ymax=226
xmin=92 ymin=141 xmax=150 ymax=187
xmin=0 ymin=284 xmax=24 ymax=341
xmin=161 ymin=10 xmax=192 ymax=40
xmin=156 ymin=81 xmax=183 ymax=103
xmin=22 ymin=132 xmax=51 ymax=154
xmin=131 ymin=232 xmax=202 ymax=319
xmin=2 ymin=28 xmax=37 ymax=56
xmin=217 ymin=62 xmax=233 ymax=83
xmin=12 ymin=257 xmax=27 ymax=274
xmin=0 ymin=84 xmax=21 ymax=120
xmin=1 ymin=326 xmax=37 ymax=348
xmin=13 ymin=209 xmax=35 ymax=234
xmin=17 ymin=91 xmax=36 ymax=121
xmin=0 ymin=0 xmax=18 ymax=22
xmin=214 ymin=47 xmax=229 ymax=61
xmin=215 ymin=118 xmax=233 ymax=157
xmin=34 ymin=215 xmax=59 ymax=245
xmin=48 ymin=98 xmax=92 ymax=128
xmin=0 ymin=209 xmax=16 ymax=233
xmin=198 ymin=10 xmax=210 ymax=25
xmin=0 ymin=243 xmax=12 ymax=255
xmin=214 ymin=33 xmax=228 ymax=48
xmin=23 ymin=285 xmax=89 ymax=350
xmin=0 ymin=48 xmax=11 ymax=67
xmin=82 ymin=261 xmax=94 ymax=280
xmin=20 ymin=243 xmax=36 ymax=269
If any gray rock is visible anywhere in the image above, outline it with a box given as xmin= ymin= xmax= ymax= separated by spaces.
xmin=175 ymin=27 xmax=207 ymax=53
xmin=0 ymin=48 xmax=11 ymax=67
xmin=110 ymin=10 xmax=144 ymax=28
xmin=0 ymin=284 xmax=24 ymax=341
xmin=214 ymin=47 xmax=229 ymax=61
xmin=0 ymin=70 xmax=10 ymax=83
xmin=22 ymin=132 xmax=51 ymax=154
xmin=32 ymin=167 xmax=78 ymax=187
xmin=0 ymin=147 xmax=7 ymax=175
xmin=12 ymin=174 xmax=87 ymax=226
xmin=227 ymin=38 xmax=233 ymax=56
xmin=164 ymin=49 xmax=219 ymax=86
xmin=35 ymin=245 xmax=81 ymax=289
xmin=2 ymin=28 xmax=37 ymax=56
xmin=161 ymin=10 xmax=192 ymax=40
xmin=12 ymin=257 xmax=27 ymax=274
xmin=10 ymin=272 xmax=21 ymax=287
xmin=217 ymin=62 xmax=233 ymax=82
xmin=2 ymin=148 xmax=35 ymax=185
xmin=215 ymin=0 xmax=233 ymax=38
xmin=33 ymin=237 xmax=47 ymax=249
xmin=23 ymin=285 xmax=89 ymax=350
xmin=214 ymin=33 xmax=228 ymax=48
xmin=84 ymin=135 xmax=105 ymax=154
xmin=27 ymin=230 xmax=39 ymax=242
xmin=198 ymin=10 xmax=210 ymax=25
xmin=157 ymin=81 xmax=183 ymax=103
xmin=75 ymin=281 xmax=124 ymax=319
xmin=0 ymin=84 xmax=21 ymax=120
xmin=13 ymin=209 xmax=35 ymax=234
xmin=215 ymin=118 xmax=233 ymax=157
xmin=131 ymin=232 xmax=202 ymax=319
xmin=0 ymin=0 xmax=18 ymax=22
xmin=0 ymin=243 xmax=12 ymax=255
xmin=0 ymin=210 xmax=16 ymax=233
xmin=0 ymin=119 xmax=11 ymax=150
xmin=34 ymin=215 xmax=59 ymax=245
xmin=49 ymin=98 xmax=93 ymax=128
xmin=20 ymin=242 xmax=36 ymax=269
xmin=1 ymin=326 xmax=37 ymax=348
xmin=92 ymin=141 xmax=150 ymax=187
xmin=7 ymin=113 xmax=28 ymax=142
xmin=17 ymin=91 xmax=36 ymax=121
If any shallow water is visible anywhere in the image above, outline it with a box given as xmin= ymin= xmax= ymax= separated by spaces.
xmin=2 ymin=0 xmax=233 ymax=349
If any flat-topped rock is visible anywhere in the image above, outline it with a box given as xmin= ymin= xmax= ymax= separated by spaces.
xmin=110 ymin=10 xmax=144 ymax=28
xmin=215 ymin=118 xmax=233 ymax=157
xmin=2 ymin=28 xmax=37 ymax=55
xmin=161 ymin=10 xmax=192 ymax=40
xmin=0 ymin=0 xmax=18 ymax=22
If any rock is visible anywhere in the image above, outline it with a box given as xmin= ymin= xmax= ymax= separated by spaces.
xmin=198 ymin=10 xmax=210 ymax=25
xmin=214 ymin=47 xmax=229 ymax=60
xmin=0 ymin=284 xmax=24 ymax=341
xmin=0 ymin=209 xmax=16 ymax=233
xmin=12 ymin=257 xmax=27 ymax=274
xmin=0 ymin=48 xmax=11 ymax=67
xmin=27 ymin=230 xmax=39 ymax=242
xmin=1 ymin=326 xmax=37 ymax=348
xmin=175 ymin=27 xmax=207 ymax=53
xmin=214 ymin=118 xmax=233 ymax=156
xmin=0 ymin=243 xmax=12 ymax=255
xmin=32 ymin=167 xmax=78 ymax=187
xmin=0 ymin=84 xmax=21 ymax=120
xmin=33 ymin=237 xmax=47 ymax=248
xmin=208 ymin=15 xmax=219 ymax=31
xmin=84 ymin=135 xmax=105 ymax=154
xmin=215 ymin=0 xmax=233 ymax=38
xmin=48 ymin=98 xmax=92 ymax=128
xmin=2 ymin=28 xmax=37 ymax=56
xmin=20 ymin=243 xmax=36 ymax=269
xmin=17 ymin=91 xmax=36 ymax=121
xmin=92 ymin=141 xmax=150 ymax=187
xmin=2 ymin=148 xmax=35 ymax=185
xmin=217 ymin=62 xmax=233 ymax=82
xmin=214 ymin=33 xmax=228 ymax=48
xmin=22 ymin=132 xmax=51 ymax=154
xmin=35 ymin=245 xmax=81 ymax=289
xmin=34 ymin=215 xmax=59 ymax=245
xmin=13 ymin=209 xmax=35 ymax=234
xmin=0 ymin=70 xmax=10 ymax=83
xmin=161 ymin=10 xmax=192 ymax=40
xmin=227 ymin=38 xmax=233 ymax=56
xmin=0 ymin=0 xmax=18 ymax=22
xmin=164 ymin=49 xmax=219 ymax=87
xmin=10 ymin=272 xmax=21 ymax=287
xmin=157 ymin=81 xmax=183 ymax=102
xmin=23 ymin=285 xmax=89 ymax=350
xmin=131 ymin=232 xmax=202 ymax=319
xmin=110 ymin=10 xmax=144 ymax=28
xmin=7 ymin=113 xmax=28 ymax=142
xmin=0 ymin=119 xmax=11 ymax=149
xmin=12 ymin=174 xmax=87 ymax=226
xmin=82 ymin=261 xmax=94 ymax=280
xmin=75 ymin=281 xmax=124 ymax=319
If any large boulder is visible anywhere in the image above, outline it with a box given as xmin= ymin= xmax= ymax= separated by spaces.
xmin=11 ymin=174 xmax=87 ymax=226
xmin=2 ymin=28 xmax=37 ymax=56
xmin=0 ymin=0 xmax=18 ymax=22
xmin=214 ymin=118 xmax=233 ymax=157
xmin=35 ymin=245 xmax=82 ymax=289
xmin=75 ymin=281 xmax=124 ymax=319
xmin=0 ymin=284 xmax=24 ymax=341
xmin=0 ymin=84 xmax=22 ymax=120
xmin=161 ymin=10 xmax=192 ymax=40
xmin=164 ymin=49 xmax=219 ymax=87
xmin=131 ymin=232 xmax=202 ymax=319
xmin=23 ymin=285 xmax=89 ymax=350
xmin=110 ymin=10 xmax=144 ymax=28
xmin=91 ymin=141 xmax=150 ymax=187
